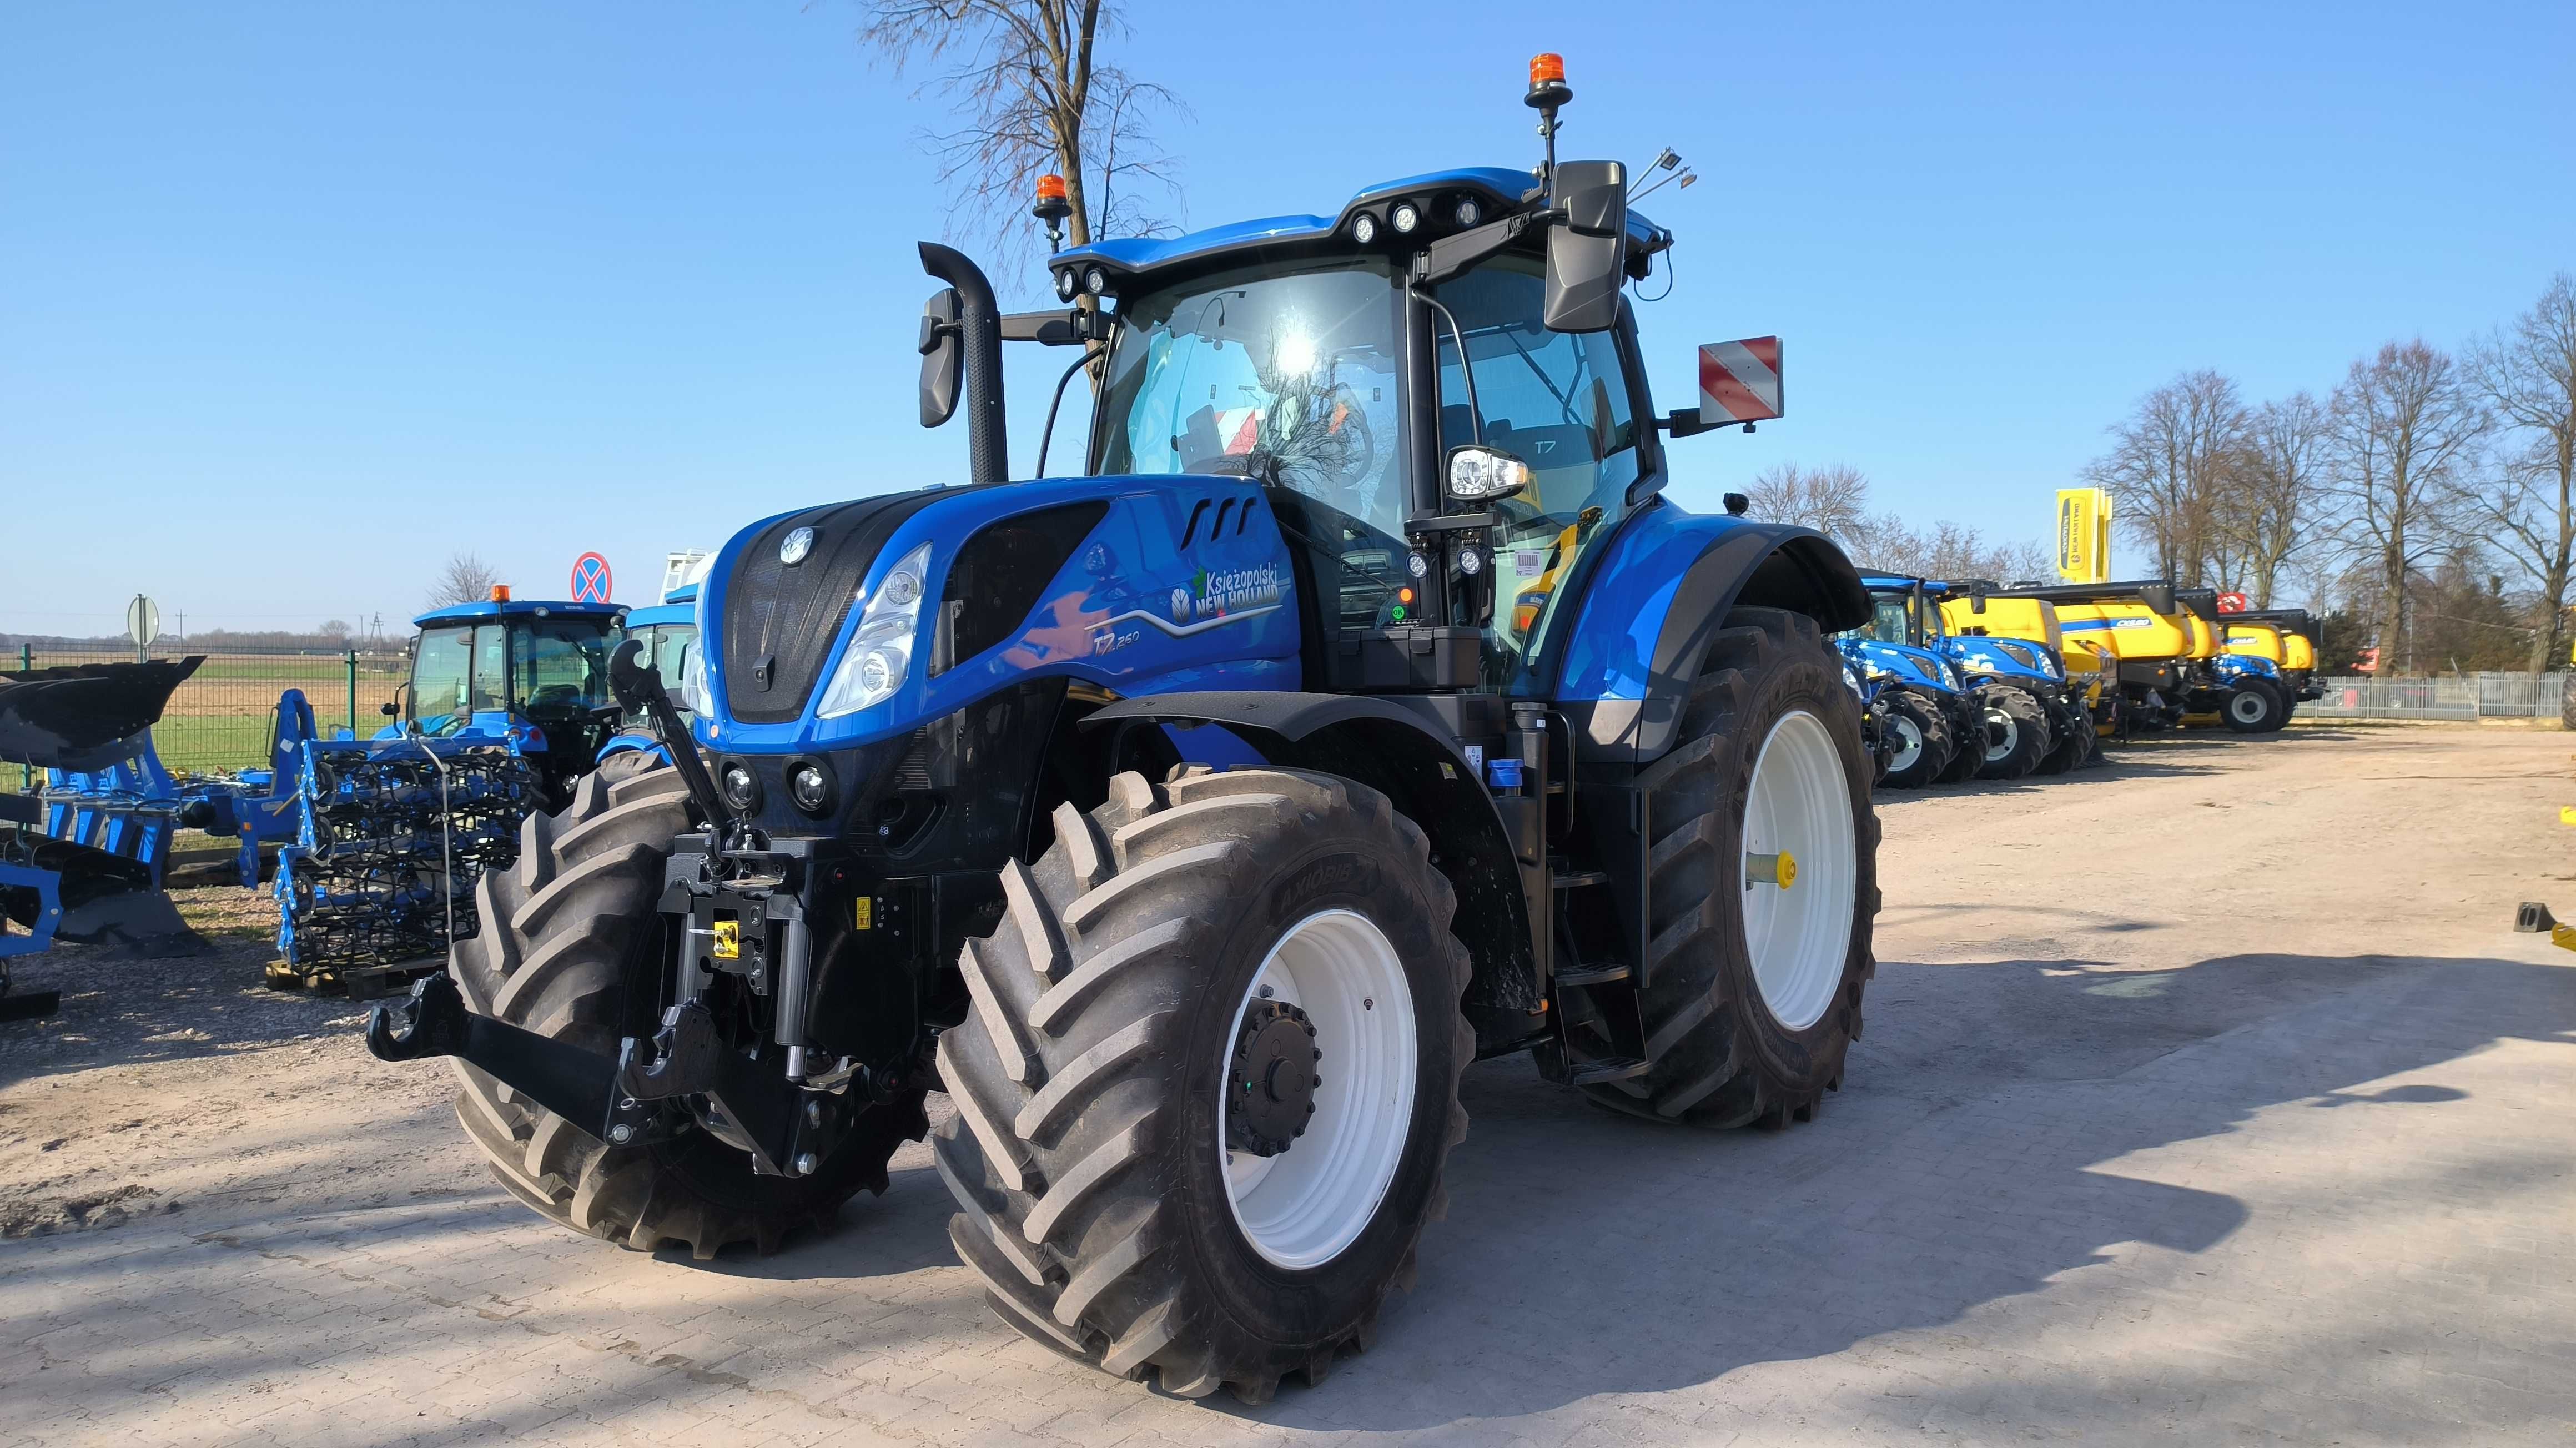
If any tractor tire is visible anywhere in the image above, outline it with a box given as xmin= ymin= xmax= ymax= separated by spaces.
xmin=2030 ymin=691 xmax=2087 ymax=776
xmin=1582 ymin=606 xmax=1878 ymax=1128
xmin=1971 ymin=685 xmax=2052 ymax=781
xmin=2220 ymin=677 xmax=2286 ymax=734
xmin=1934 ymin=695 xmax=1986 ymax=784
xmin=932 ymin=766 xmax=1473 ymax=1405
xmin=449 ymin=753 xmax=929 ymax=1259
xmin=1877 ymin=691 xmax=1951 ymax=790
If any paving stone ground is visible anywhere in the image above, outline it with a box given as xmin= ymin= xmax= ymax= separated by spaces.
xmin=4 ymin=724 xmax=2572 ymax=1445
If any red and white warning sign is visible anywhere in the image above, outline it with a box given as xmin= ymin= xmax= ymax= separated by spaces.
xmin=2216 ymin=592 xmax=2250 ymax=614
xmin=1698 ymin=336 xmax=1783 ymax=424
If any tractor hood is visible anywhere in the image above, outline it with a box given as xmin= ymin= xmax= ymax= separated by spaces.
xmin=0 ymin=657 xmax=204 ymax=773
xmin=1838 ymin=638 xmax=1959 ymax=694
xmin=1945 ymin=635 xmax=2060 ymax=684
xmin=693 ymin=474 xmax=1302 ymax=755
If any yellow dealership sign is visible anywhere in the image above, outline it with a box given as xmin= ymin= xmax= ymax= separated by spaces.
xmin=2056 ymin=489 xmax=2112 ymax=584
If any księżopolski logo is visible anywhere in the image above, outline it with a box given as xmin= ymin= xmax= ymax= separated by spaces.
xmin=1188 ymin=562 xmax=1283 ymax=621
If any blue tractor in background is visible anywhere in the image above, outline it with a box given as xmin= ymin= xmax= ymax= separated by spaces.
xmin=376 ymin=592 xmax=629 ymax=806
xmin=1911 ymin=576 xmax=2098 ymax=775
xmin=369 ymin=59 xmax=1881 ymax=1405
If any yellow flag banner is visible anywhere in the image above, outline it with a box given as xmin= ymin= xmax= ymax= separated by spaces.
xmin=2056 ymin=489 xmax=2111 ymax=584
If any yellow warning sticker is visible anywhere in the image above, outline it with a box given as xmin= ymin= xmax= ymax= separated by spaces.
xmin=712 ymin=919 xmax=739 ymax=960
xmin=854 ymin=897 xmax=873 ymax=931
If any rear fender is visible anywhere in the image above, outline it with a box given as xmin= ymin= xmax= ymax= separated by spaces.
xmin=1546 ymin=507 xmax=1867 ymax=764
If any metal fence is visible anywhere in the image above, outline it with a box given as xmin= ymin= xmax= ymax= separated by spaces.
xmin=5 ymin=644 xmax=408 ymax=791
xmin=2300 ymin=672 xmax=2572 ymax=723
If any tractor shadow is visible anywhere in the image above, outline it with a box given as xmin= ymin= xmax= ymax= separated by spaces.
xmin=1214 ymin=949 xmax=2575 ymax=1431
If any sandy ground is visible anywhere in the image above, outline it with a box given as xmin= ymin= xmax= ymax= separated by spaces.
xmin=1 ymin=722 xmax=2570 ymax=1445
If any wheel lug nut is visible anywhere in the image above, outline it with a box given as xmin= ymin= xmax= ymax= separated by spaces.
xmin=1312 ymin=1048 xmax=1321 ymax=1060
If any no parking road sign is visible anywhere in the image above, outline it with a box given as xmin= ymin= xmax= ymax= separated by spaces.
xmin=570 ymin=552 xmax=613 ymax=604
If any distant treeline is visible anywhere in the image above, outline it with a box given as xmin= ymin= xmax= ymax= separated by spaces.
xmin=1 ymin=622 xmax=396 ymax=655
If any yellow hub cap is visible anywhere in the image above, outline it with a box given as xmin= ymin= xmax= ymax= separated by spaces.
xmin=1746 ymin=849 xmax=1798 ymax=889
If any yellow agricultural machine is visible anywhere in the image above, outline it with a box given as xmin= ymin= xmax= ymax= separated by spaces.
xmin=1935 ymin=590 xmax=2119 ymax=740
xmin=1985 ymin=581 xmax=2198 ymax=734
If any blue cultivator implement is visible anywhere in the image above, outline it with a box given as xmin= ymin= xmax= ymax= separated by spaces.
xmin=1 ymin=658 xmax=212 ymax=1020
xmin=268 ymin=736 xmax=542 ymax=987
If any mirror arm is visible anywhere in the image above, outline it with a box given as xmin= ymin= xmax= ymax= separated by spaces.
xmin=1417 ymin=212 xmax=1549 ymax=288
xmin=1410 ymin=285 xmax=1484 ymax=446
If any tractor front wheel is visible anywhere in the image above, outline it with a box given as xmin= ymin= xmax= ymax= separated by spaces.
xmin=1972 ymin=685 xmax=2052 ymax=781
xmin=2221 ymin=678 xmax=2286 ymax=733
xmin=1876 ymin=691 xmax=1952 ymax=790
xmin=933 ymin=766 xmax=1472 ymax=1405
xmin=448 ymin=755 xmax=928 ymax=1259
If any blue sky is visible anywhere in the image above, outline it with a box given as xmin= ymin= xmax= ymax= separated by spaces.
xmin=4 ymin=2 xmax=2569 ymax=634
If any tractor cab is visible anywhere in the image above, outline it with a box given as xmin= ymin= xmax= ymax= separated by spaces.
xmin=383 ymin=592 xmax=626 ymax=798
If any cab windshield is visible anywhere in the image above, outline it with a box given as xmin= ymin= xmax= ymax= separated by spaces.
xmin=1095 ymin=259 xmax=1411 ymax=631
xmin=1863 ymin=591 xmax=1916 ymax=646
xmin=512 ymin=619 xmax=616 ymax=716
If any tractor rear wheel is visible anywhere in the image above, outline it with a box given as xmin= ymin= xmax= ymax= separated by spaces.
xmin=1583 ymin=606 xmax=1879 ymax=1127
xmin=2221 ymin=677 xmax=2286 ymax=733
xmin=1972 ymin=684 xmax=2052 ymax=780
xmin=932 ymin=766 xmax=1472 ymax=1405
xmin=1877 ymin=691 xmax=1951 ymax=790
xmin=449 ymin=754 xmax=928 ymax=1259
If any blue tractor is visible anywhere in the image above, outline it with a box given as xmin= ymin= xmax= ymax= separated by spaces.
xmin=1905 ymin=575 xmax=2099 ymax=776
xmin=368 ymin=61 xmax=1880 ymax=1404
xmin=378 ymin=592 xmax=630 ymax=806
xmin=1835 ymin=585 xmax=1981 ymax=788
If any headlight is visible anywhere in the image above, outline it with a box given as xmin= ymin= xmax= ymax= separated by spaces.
xmin=1054 ymin=268 xmax=1079 ymax=301
xmin=1083 ymin=267 xmax=1108 ymax=296
xmin=1391 ymin=201 xmax=1421 ymax=234
xmin=1352 ymin=212 xmax=1378 ymax=245
xmin=1455 ymin=197 xmax=1482 ymax=228
xmin=681 ymin=587 xmax=710 ymax=713
xmin=817 ymin=542 xmax=933 ymax=718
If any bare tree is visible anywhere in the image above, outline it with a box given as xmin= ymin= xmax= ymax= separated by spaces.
xmin=2326 ymin=340 xmax=2485 ymax=675
xmin=856 ymin=2 xmax=1183 ymax=266
xmin=427 ymin=553 xmax=500 ymax=609
xmin=2217 ymin=392 xmax=2329 ymax=607
xmin=2469 ymin=274 xmax=2576 ymax=672
xmin=1744 ymin=462 xmax=1871 ymax=537
xmin=1842 ymin=514 xmax=2049 ymax=583
xmin=2085 ymin=370 xmax=2248 ymax=586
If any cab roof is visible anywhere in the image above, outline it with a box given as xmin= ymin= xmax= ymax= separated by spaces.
xmin=413 ymin=600 xmax=624 ymax=627
xmin=1051 ymin=165 xmax=1671 ymax=283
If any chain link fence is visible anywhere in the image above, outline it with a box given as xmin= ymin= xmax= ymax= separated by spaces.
xmin=2300 ymin=672 xmax=2573 ymax=723
xmin=5 ymin=643 xmax=408 ymax=792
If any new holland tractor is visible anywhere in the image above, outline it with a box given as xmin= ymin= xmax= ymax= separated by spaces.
xmin=1936 ymin=586 xmax=2110 ymax=762
xmin=364 ymin=58 xmax=1881 ymax=1404
xmin=1901 ymin=576 xmax=2095 ymax=777
xmin=2173 ymin=588 xmax=2290 ymax=732
xmin=1839 ymin=574 xmax=2072 ymax=783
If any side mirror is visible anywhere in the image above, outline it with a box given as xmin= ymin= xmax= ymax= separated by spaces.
xmin=1445 ymin=444 xmax=1531 ymax=502
xmin=918 ymin=288 xmax=962 ymax=428
xmin=1543 ymin=160 xmax=1627 ymax=333
xmin=379 ymin=701 xmax=398 ymax=717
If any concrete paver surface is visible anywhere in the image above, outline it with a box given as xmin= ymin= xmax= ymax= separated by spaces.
xmin=3 ymin=723 xmax=2570 ymax=1445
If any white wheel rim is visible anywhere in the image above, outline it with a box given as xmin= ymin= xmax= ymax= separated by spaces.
xmin=1983 ymin=708 xmax=2018 ymax=763
xmin=1742 ymin=710 xmax=1858 ymax=1032
xmin=2231 ymin=690 xmax=2266 ymax=723
xmin=1219 ymin=908 xmax=1417 ymax=1270
xmin=1888 ymin=716 xmax=1923 ymax=772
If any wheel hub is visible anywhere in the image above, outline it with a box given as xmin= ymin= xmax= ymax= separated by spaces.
xmin=1226 ymin=1000 xmax=1321 ymax=1157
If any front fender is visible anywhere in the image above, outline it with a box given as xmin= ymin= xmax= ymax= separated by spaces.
xmin=1547 ymin=503 xmax=1868 ymax=762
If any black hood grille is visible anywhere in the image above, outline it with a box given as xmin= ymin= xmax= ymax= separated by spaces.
xmin=720 ymin=489 xmax=964 ymax=723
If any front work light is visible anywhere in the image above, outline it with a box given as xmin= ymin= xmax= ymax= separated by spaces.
xmin=1054 ymin=268 xmax=1079 ymax=301
xmin=817 ymin=541 xmax=934 ymax=718
xmin=1391 ymin=202 xmax=1421 ymax=234
xmin=1444 ymin=444 xmax=1532 ymax=501
xmin=1352 ymin=213 xmax=1378 ymax=245
xmin=1083 ymin=267 xmax=1108 ymax=296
